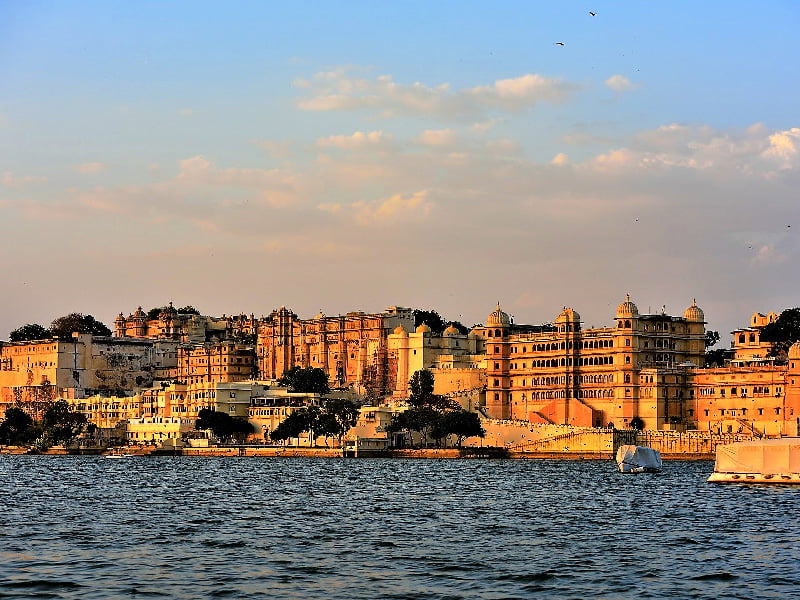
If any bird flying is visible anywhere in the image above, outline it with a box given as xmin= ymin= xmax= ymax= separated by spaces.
xmin=554 ymin=42 xmax=565 ymax=46
xmin=589 ymin=11 xmax=597 ymax=16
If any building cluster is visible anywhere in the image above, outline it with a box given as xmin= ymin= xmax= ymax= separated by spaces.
xmin=1 ymin=296 xmax=799 ymax=447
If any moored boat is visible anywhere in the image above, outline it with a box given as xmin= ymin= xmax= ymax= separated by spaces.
xmin=707 ymin=438 xmax=800 ymax=484
xmin=615 ymin=445 xmax=662 ymax=473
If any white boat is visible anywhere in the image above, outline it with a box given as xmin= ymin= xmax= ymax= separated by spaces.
xmin=615 ymin=445 xmax=663 ymax=473
xmin=708 ymin=438 xmax=800 ymax=484
xmin=104 ymin=452 xmax=133 ymax=459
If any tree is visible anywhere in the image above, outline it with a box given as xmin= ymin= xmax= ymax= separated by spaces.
xmin=408 ymin=369 xmax=436 ymax=407
xmin=629 ymin=416 xmax=645 ymax=431
xmin=49 ymin=313 xmax=112 ymax=338
xmin=413 ymin=309 xmax=446 ymax=335
xmin=761 ymin=308 xmax=800 ymax=357
xmin=0 ymin=407 xmax=40 ymax=445
xmin=269 ymin=406 xmax=322 ymax=444
xmin=278 ymin=367 xmax=330 ymax=394
xmin=147 ymin=306 xmax=165 ymax=320
xmin=440 ymin=410 xmax=485 ymax=448
xmin=704 ymin=348 xmax=730 ymax=367
xmin=195 ymin=408 xmax=254 ymax=443
xmin=704 ymin=330 xmax=720 ymax=348
xmin=177 ymin=305 xmax=200 ymax=315
xmin=9 ymin=323 xmax=49 ymax=342
xmin=386 ymin=406 xmax=440 ymax=447
xmin=41 ymin=399 xmax=87 ymax=444
xmin=321 ymin=398 xmax=359 ymax=443
xmin=703 ymin=330 xmax=728 ymax=367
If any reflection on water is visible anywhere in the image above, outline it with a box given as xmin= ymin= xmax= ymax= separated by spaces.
xmin=2 ymin=456 xmax=799 ymax=599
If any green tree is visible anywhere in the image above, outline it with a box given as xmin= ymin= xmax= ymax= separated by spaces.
xmin=49 ymin=313 xmax=112 ymax=338
xmin=703 ymin=329 xmax=728 ymax=367
xmin=269 ymin=406 xmax=322 ymax=444
xmin=704 ymin=348 xmax=730 ymax=367
xmin=41 ymin=399 xmax=87 ymax=444
xmin=321 ymin=398 xmax=359 ymax=443
xmin=278 ymin=367 xmax=330 ymax=394
xmin=413 ymin=309 xmax=446 ymax=334
xmin=0 ymin=407 xmax=41 ymax=445
xmin=704 ymin=330 xmax=720 ymax=348
xmin=195 ymin=408 xmax=254 ymax=443
xmin=439 ymin=410 xmax=486 ymax=448
xmin=147 ymin=306 xmax=166 ymax=320
xmin=386 ymin=406 xmax=440 ymax=447
xmin=9 ymin=323 xmax=49 ymax=342
xmin=408 ymin=369 xmax=436 ymax=407
xmin=761 ymin=308 xmax=800 ymax=357
xmin=177 ymin=305 xmax=200 ymax=315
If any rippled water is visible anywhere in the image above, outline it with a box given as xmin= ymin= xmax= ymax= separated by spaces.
xmin=2 ymin=456 xmax=799 ymax=599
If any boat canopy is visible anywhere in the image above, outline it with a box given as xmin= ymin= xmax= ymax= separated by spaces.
xmin=712 ymin=439 xmax=800 ymax=474
xmin=616 ymin=445 xmax=662 ymax=472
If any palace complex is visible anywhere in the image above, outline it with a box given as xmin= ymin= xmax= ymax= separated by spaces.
xmin=1 ymin=295 xmax=799 ymax=445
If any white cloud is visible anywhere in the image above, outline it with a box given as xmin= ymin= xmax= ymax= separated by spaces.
xmin=762 ymin=127 xmax=800 ymax=166
xmin=605 ymin=74 xmax=636 ymax=93
xmin=551 ymin=153 xmax=569 ymax=165
xmin=316 ymin=130 xmax=393 ymax=150
xmin=76 ymin=162 xmax=108 ymax=175
xmin=2 ymin=172 xmax=46 ymax=187
xmin=352 ymin=190 xmax=433 ymax=225
xmin=295 ymin=68 xmax=580 ymax=120
xmin=415 ymin=129 xmax=458 ymax=147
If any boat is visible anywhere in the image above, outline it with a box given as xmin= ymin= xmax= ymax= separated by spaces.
xmin=615 ymin=445 xmax=663 ymax=473
xmin=707 ymin=438 xmax=800 ymax=484
xmin=104 ymin=452 xmax=134 ymax=459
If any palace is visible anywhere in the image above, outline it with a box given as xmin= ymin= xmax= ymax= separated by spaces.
xmin=480 ymin=297 xmax=706 ymax=429
xmin=1 ymin=296 xmax=799 ymax=444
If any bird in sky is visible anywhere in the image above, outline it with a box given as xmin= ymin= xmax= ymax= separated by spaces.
xmin=589 ymin=11 xmax=597 ymax=16
xmin=554 ymin=42 xmax=565 ymax=46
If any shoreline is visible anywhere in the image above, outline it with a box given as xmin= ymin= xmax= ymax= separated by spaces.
xmin=0 ymin=445 xmax=716 ymax=460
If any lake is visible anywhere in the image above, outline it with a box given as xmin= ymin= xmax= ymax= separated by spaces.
xmin=2 ymin=456 xmax=798 ymax=599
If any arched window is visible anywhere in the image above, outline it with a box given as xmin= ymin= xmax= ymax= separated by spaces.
xmin=625 ymin=320 xmax=631 ymax=328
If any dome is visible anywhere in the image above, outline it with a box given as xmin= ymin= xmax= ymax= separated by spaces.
xmin=416 ymin=323 xmax=432 ymax=334
xmin=443 ymin=324 xmax=460 ymax=336
xmin=160 ymin=302 xmax=177 ymax=318
xmin=555 ymin=307 xmax=581 ymax=324
xmin=115 ymin=312 xmax=125 ymax=322
xmin=788 ymin=341 xmax=800 ymax=360
xmin=486 ymin=302 xmax=511 ymax=327
xmin=393 ymin=324 xmax=408 ymax=336
xmin=683 ymin=299 xmax=705 ymax=322
xmin=616 ymin=294 xmax=639 ymax=319
xmin=315 ymin=311 xmax=325 ymax=320
xmin=133 ymin=306 xmax=146 ymax=319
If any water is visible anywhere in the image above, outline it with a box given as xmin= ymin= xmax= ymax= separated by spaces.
xmin=2 ymin=456 xmax=798 ymax=600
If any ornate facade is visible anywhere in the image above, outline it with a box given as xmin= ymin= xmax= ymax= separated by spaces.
xmin=114 ymin=303 xmax=257 ymax=344
xmin=256 ymin=306 xmax=415 ymax=394
xmin=481 ymin=297 xmax=706 ymax=429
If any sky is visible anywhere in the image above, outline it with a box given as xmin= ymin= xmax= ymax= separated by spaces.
xmin=1 ymin=1 xmax=799 ymax=342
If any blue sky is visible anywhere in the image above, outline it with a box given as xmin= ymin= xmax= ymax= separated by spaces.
xmin=1 ymin=1 xmax=799 ymax=339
